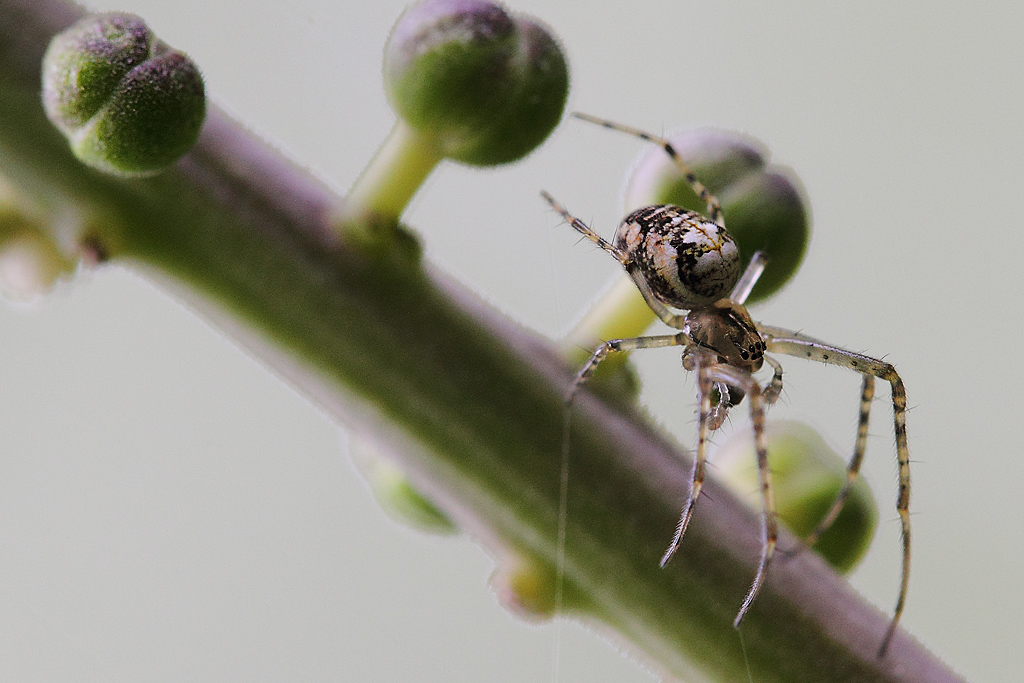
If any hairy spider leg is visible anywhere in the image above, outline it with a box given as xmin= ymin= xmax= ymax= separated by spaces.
xmin=660 ymin=352 xmax=734 ymax=566
xmin=541 ymin=191 xmax=689 ymax=330
xmin=540 ymin=190 xmax=629 ymax=267
xmin=684 ymin=354 xmax=783 ymax=620
xmin=703 ymin=362 xmax=777 ymax=627
xmin=706 ymin=350 xmax=783 ymax=431
xmin=706 ymin=382 xmax=733 ymax=432
xmin=802 ymin=375 xmax=874 ymax=548
xmin=762 ymin=355 xmax=784 ymax=405
xmin=759 ymin=328 xmax=910 ymax=656
xmin=572 ymin=112 xmax=725 ymax=228
xmin=566 ymin=336 xmax=782 ymax=625
xmin=565 ymin=332 xmax=688 ymax=408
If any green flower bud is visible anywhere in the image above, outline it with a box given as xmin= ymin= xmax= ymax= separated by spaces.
xmin=492 ymin=555 xmax=558 ymax=620
xmin=349 ymin=435 xmax=458 ymax=535
xmin=624 ymin=130 xmax=766 ymax=208
xmin=0 ymin=231 xmax=72 ymax=303
xmin=0 ymin=198 xmax=75 ymax=303
xmin=718 ymin=171 xmax=809 ymax=304
xmin=624 ymin=129 xmax=809 ymax=304
xmin=383 ymin=0 xmax=568 ymax=166
xmin=42 ymin=13 xmax=206 ymax=177
xmin=715 ymin=421 xmax=877 ymax=573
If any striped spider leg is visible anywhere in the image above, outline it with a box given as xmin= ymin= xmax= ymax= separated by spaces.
xmin=757 ymin=325 xmax=911 ymax=656
xmin=547 ymin=113 xmax=910 ymax=656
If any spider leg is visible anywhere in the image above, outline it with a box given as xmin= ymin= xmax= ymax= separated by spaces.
xmin=704 ymin=355 xmax=781 ymax=434
xmin=756 ymin=323 xmax=828 ymax=346
xmin=566 ymin=332 xmax=686 ymax=406
xmin=542 ymin=190 xmax=689 ymax=330
xmin=762 ymin=331 xmax=910 ymax=656
xmin=683 ymin=350 xmax=732 ymax=430
xmin=572 ymin=112 xmax=725 ymax=227
xmin=762 ymin=355 xmax=784 ymax=406
xmin=706 ymin=363 xmax=775 ymax=628
xmin=729 ymin=251 xmax=768 ymax=305
xmin=661 ymin=353 xmax=716 ymax=567
xmin=682 ymin=348 xmax=735 ymax=431
xmin=628 ymin=271 xmax=687 ymax=330
xmin=704 ymin=354 xmax=780 ymax=433
xmin=707 ymin=382 xmax=732 ymax=431
xmin=802 ymin=375 xmax=874 ymax=548
xmin=541 ymin=191 xmax=629 ymax=267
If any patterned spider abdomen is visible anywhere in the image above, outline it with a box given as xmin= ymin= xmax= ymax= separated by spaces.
xmin=614 ymin=205 xmax=740 ymax=310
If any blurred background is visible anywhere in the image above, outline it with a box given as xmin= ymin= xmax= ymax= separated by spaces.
xmin=0 ymin=0 xmax=1020 ymax=680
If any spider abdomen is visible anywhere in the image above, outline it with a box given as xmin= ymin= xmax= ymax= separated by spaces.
xmin=614 ymin=205 xmax=740 ymax=310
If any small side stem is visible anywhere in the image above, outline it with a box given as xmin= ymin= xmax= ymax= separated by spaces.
xmin=337 ymin=119 xmax=444 ymax=241
xmin=560 ymin=274 xmax=656 ymax=364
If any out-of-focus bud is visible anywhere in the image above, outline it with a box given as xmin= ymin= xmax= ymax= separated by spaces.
xmin=349 ymin=434 xmax=458 ymax=535
xmin=715 ymin=420 xmax=877 ymax=573
xmin=0 ymin=231 xmax=72 ymax=303
xmin=491 ymin=553 xmax=558 ymax=621
xmin=42 ymin=13 xmax=206 ymax=177
xmin=0 ymin=191 xmax=75 ymax=303
xmin=383 ymin=0 xmax=568 ymax=166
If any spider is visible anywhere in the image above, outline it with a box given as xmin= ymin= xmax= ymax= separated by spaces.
xmin=544 ymin=112 xmax=910 ymax=656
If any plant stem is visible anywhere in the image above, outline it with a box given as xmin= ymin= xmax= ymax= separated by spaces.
xmin=336 ymin=118 xmax=443 ymax=240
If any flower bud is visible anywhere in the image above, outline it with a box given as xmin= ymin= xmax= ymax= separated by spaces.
xmin=491 ymin=554 xmax=558 ymax=620
xmin=42 ymin=13 xmax=206 ymax=177
xmin=0 ymin=232 xmax=71 ymax=303
xmin=718 ymin=170 xmax=809 ymax=304
xmin=624 ymin=130 xmax=766 ymax=210
xmin=624 ymin=129 xmax=809 ymax=304
xmin=0 ymin=200 xmax=75 ymax=303
xmin=349 ymin=434 xmax=458 ymax=535
xmin=715 ymin=421 xmax=877 ymax=573
xmin=383 ymin=0 xmax=568 ymax=166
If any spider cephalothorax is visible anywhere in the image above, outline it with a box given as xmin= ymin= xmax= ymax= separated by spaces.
xmin=684 ymin=299 xmax=765 ymax=372
xmin=545 ymin=112 xmax=911 ymax=657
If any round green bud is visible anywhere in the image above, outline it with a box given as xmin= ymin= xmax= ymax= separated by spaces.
xmin=715 ymin=421 xmax=878 ymax=573
xmin=718 ymin=171 xmax=809 ymax=304
xmin=371 ymin=463 xmax=459 ymax=534
xmin=0 ymin=199 xmax=75 ymax=303
xmin=349 ymin=435 xmax=458 ymax=535
xmin=623 ymin=129 xmax=809 ymax=304
xmin=42 ymin=13 xmax=206 ymax=177
xmin=383 ymin=0 xmax=568 ymax=166
xmin=0 ymin=231 xmax=73 ymax=303
xmin=491 ymin=555 xmax=558 ymax=620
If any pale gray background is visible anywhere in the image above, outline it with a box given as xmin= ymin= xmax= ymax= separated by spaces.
xmin=0 ymin=0 xmax=1020 ymax=680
